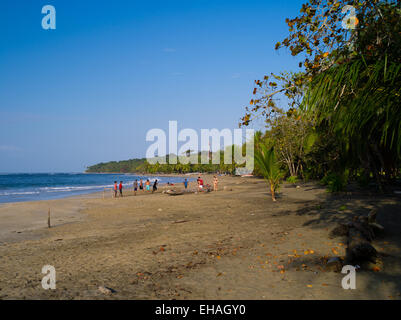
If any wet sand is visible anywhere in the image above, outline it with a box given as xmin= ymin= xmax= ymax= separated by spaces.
xmin=0 ymin=175 xmax=400 ymax=299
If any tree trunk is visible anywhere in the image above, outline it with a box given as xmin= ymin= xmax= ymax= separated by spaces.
xmin=331 ymin=211 xmax=382 ymax=268
xmin=270 ymin=183 xmax=276 ymax=202
xmin=344 ymin=215 xmax=378 ymax=265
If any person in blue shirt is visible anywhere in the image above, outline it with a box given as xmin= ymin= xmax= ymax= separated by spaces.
xmin=184 ymin=178 xmax=188 ymax=189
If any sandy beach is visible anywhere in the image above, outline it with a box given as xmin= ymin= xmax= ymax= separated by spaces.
xmin=0 ymin=174 xmax=400 ymax=300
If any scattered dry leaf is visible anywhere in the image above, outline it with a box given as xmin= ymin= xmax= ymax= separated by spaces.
xmin=372 ymin=266 xmax=381 ymax=272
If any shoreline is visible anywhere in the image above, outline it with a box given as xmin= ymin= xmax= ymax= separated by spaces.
xmin=0 ymin=173 xmax=195 ymax=206
xmin=0 ymin=174 xmax=210 ymax=243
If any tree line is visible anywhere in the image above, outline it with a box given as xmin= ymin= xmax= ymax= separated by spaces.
xmin=249 ymin=0 xmax=401 ymax=196
xmin=86 ymin=152 xmax=239 ymax=175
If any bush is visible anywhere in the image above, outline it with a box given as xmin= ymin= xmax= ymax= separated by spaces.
xmin=286 ymin=176 xmax=298 ymax=184
xmin=320 ymin=172 xmax=348 ymax=192
xmin=356 ymin=170 xmax=370 ymax=187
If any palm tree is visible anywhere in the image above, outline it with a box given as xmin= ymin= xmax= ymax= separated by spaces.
xmin=254 ymin=143 xmax=282 ymax=201
xmin=303 ymin=3 xmax=401 ymax=187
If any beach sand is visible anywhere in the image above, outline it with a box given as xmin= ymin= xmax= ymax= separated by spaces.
xmin=0 ymin=174 xmax=400 ymax=299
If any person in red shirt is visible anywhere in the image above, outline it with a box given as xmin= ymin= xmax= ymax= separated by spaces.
xmin=119 ymin=181 xmax=123 ymax=197
xmin=197 ymin=176 xmax=204 ymax=191
xmin=113 ymin=181 xmax=118 ymax=198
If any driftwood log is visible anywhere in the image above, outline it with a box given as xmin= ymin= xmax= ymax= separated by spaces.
xmin=163 ymin=189 xmax=197 ymax=196
xmin=165 ymin=190 xmax=184 ymax=196
xmin=329 ymin=209 xmax=384 ymax=268
xmin=346 ymin=220 xmax=377 ymax=265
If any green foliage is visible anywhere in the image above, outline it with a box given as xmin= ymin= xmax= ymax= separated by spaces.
xmin=320 ymin=171 xmax=348 ymax=192
xmin=303 ymin=130 xmax=319 ymax=154
xmin=286 ymin=176 xmax=298 ymax=184
xmin=86 ymin=151 xmax=241 ymax=175
xmin=270 ymin=114 xmax=313 ymax=177
xmin=241 ymin=72 xmax=306 ymax=127
xmin=254 ymin=143 xmax=283 ymax=201
xmin=86 ymin=158 xmax=147 ymax=173
xmin=242 ymin=0 xmax=401 ymax=189
xmin=305 ymin=58 xmax=401 ymax=155
xmin=356 ymin=170 xmax=371 ymax=187
xmin=302 ymin=2 xmax=401 ymax=187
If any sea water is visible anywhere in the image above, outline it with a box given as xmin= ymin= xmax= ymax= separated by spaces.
xmin=0 ymin=173 xmax=187 ymax=203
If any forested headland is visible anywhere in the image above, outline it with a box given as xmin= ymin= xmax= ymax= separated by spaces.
xmin=85 ymin=152 xmax=239 ymax=174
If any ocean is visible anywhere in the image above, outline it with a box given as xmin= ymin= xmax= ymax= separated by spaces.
xmin=0 ymin=173 xmax=187 ymax=204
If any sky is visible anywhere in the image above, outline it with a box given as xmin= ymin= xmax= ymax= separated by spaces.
xmin=0 ymin=0 xmax=303 ymax=172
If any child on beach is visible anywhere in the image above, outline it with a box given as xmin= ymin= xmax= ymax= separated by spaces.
xmin=184 ymin=178 xmax=188 ymax=189
xmin=119 ymin=181 xmax=123 ymax=197
xmin=133 ymin=179 xmax=138 ymax=196
xmin=213 ymin=176 xmax=218 ymax=191
xmin=197 ymin=176 xmax=204 ymax=191
xmin=145 ymin=179 xmax=150 ymax=192
xmin=139 ymin=179 xmax=143 ymax=191
xmin=114 ymin=181 xmax=118 ymax=198
xmin=152 ymin=179 xmax=158 ymax=193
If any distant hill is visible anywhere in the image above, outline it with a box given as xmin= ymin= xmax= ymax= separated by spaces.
xmin=85 ymin=152 xmax=238 ymax=174
xmin=86 ymin=158 xmax=147 ymax=173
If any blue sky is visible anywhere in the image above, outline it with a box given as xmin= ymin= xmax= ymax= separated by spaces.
xmin=0 ymin=0 xmax=303 ymax=172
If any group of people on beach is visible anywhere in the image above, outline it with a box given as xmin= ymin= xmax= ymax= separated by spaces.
xmin=132 ymin=178 xmax=158 ymax=196
xmin=113 ymin=181 xmax=124 ymax=198
xmin=113 ymin=175 xmax=219 ymax=198
xmin=196 ymin=175 xmax=218 ymax=191
xmin=113 ymin=179 xmax=158 ymax=198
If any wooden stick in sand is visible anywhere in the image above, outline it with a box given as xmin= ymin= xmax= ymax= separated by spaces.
xmin=48 ymin=208 xmax=51 ymax=228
